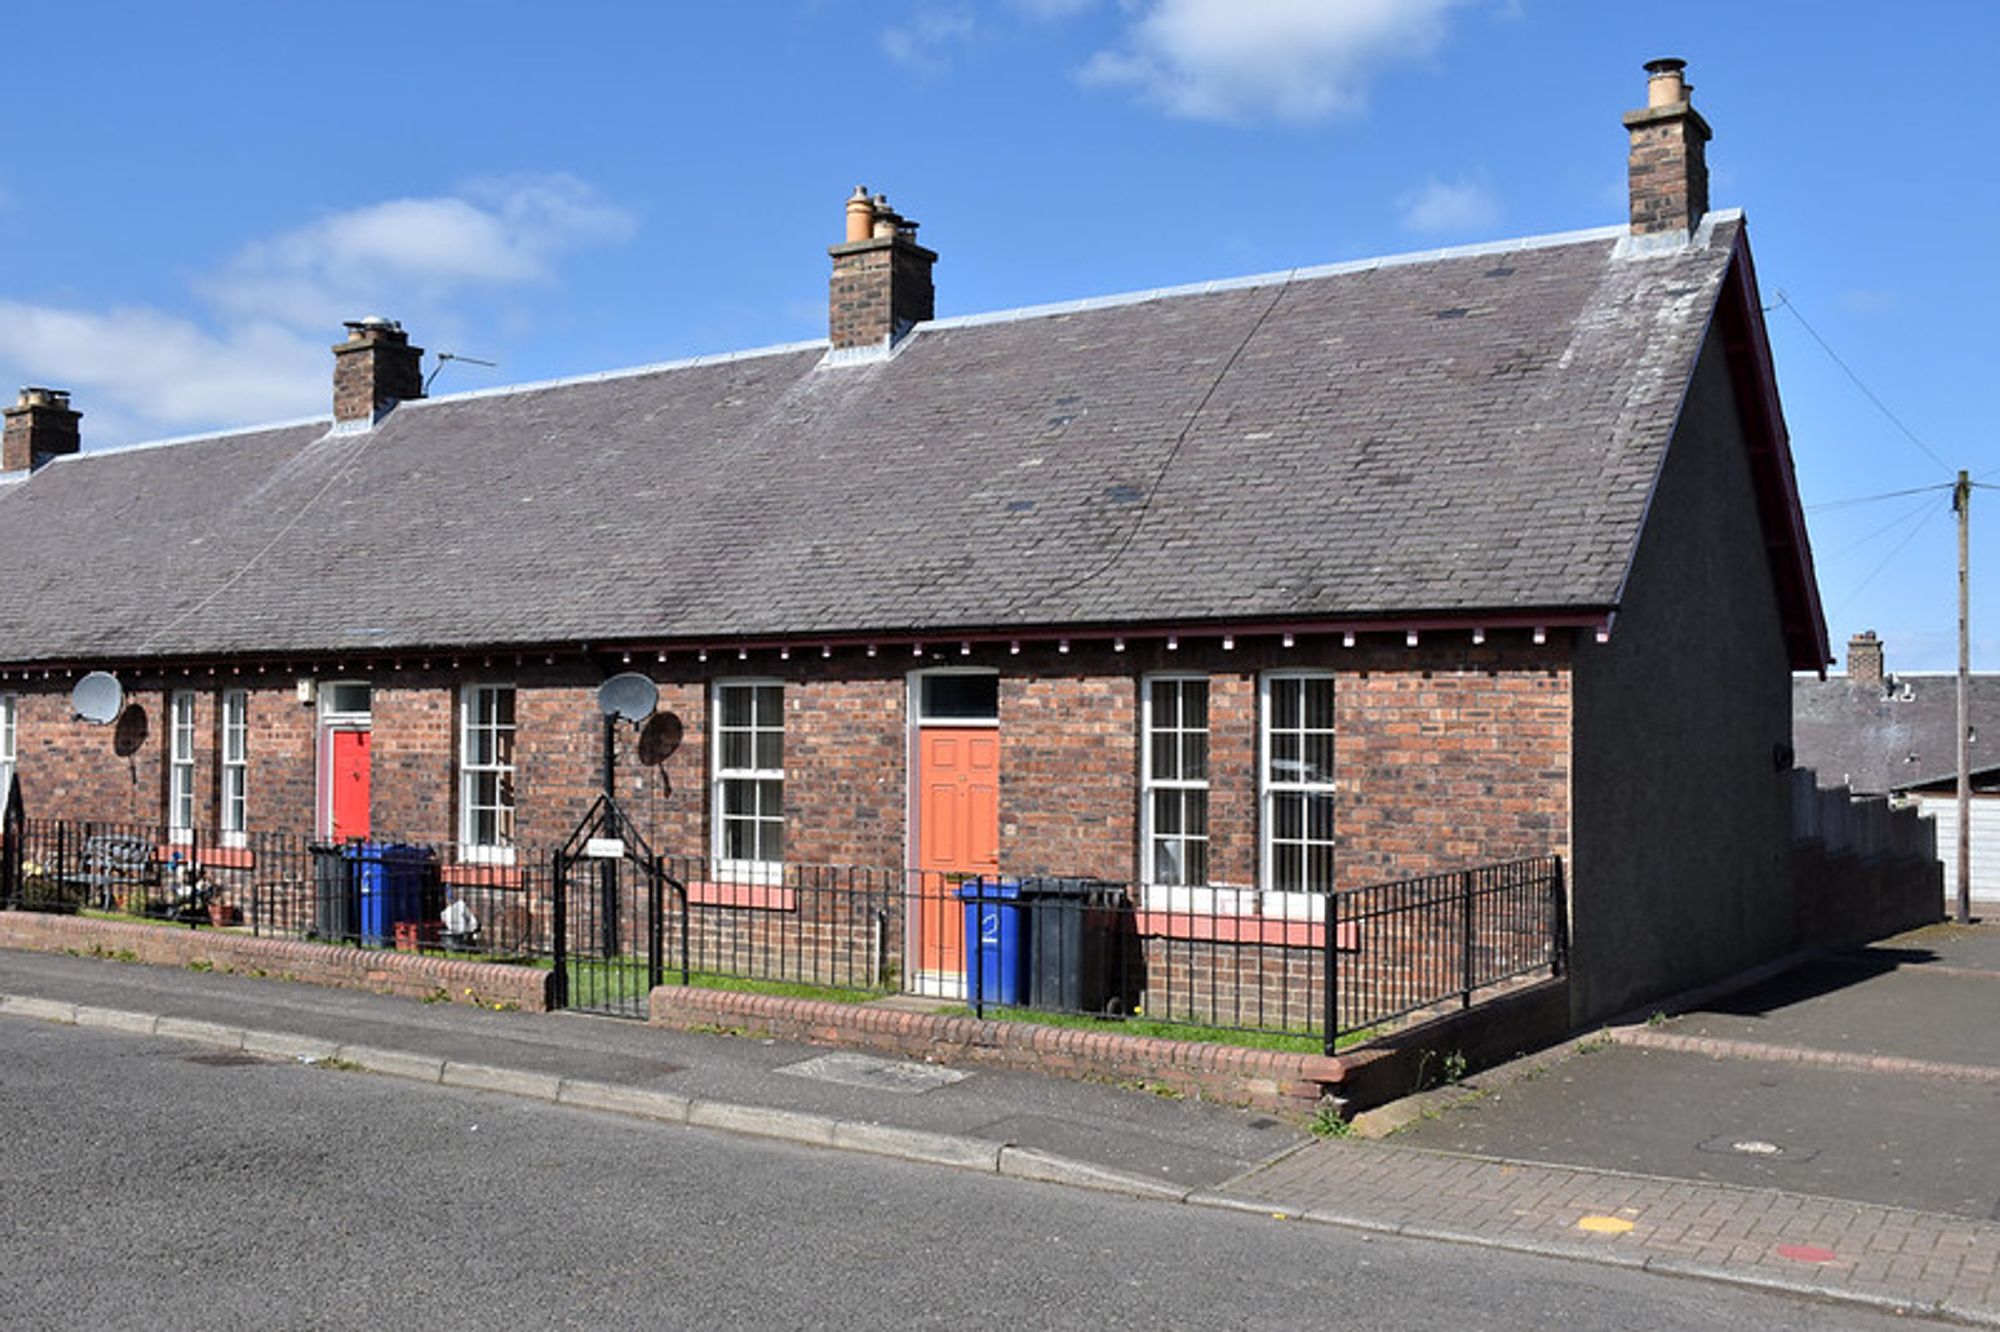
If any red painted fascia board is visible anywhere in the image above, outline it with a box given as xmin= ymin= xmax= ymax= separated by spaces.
xmin=1720 ymin=232 xmax=1831 ymax=675
xmin=0 ymin=611 xmax=1614 ymax=678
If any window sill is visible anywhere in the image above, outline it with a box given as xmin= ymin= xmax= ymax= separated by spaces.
xmin=685 ymin=880 xmax=797 ymax=912
xmin=156 ymin=843 xmax=254 ymax=870
xmin=442 ymin=863 xmax=525 ymax=889
xmin=458 ymin=846 xmax=518 ymax=867
xmin=1144 ymin=896 xmax=1360 ymax=948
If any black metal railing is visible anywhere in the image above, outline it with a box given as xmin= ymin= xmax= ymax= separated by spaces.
xmin=656 ymin=858 xmax=906 ymax=998
xmin=0 ymin=813 xmax=1563 ymax=1050
xmin=641 ymin=855 xmax=1565 ymax=1055
xmin=0 ymin=818 xmax=546 ymax=959
xmin=1328 ymin=856 xmax=1567 ymax=1047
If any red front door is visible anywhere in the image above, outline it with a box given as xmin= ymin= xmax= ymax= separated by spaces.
xmin=330 ymin=729 xmax=371 ymax=840
xmin=915 ymin=727 xmax=999 ymax=979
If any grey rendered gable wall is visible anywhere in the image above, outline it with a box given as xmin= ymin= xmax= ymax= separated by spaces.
xmin=1568 ymin=330 xmax=1796 ymax=1022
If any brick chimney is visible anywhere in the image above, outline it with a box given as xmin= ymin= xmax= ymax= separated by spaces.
xmin=332 ymin=318 xmax=424 ymax=426
xmin=828 ymin=186 xmax=937 ymax=352
xmin=1847 ymin=630 xmax=1885 ymax=687
xmin=1622 ymin=57 xmax=1711 ymax=238
xmin=2 ymin=387 xmax=81 ymax=473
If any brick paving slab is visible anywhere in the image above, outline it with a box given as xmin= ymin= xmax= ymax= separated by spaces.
xmin=1221 ymin=1139 xmax=2000 ymax=1324
xmin=1616 ymin=1021 xmax=2000 ymax=1083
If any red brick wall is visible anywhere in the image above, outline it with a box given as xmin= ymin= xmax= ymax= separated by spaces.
xmin=784 ymin=672 xmax=905 ymax=867
xmin=993 ymin=637 xmax=1569 ymax=891
xmin=251 ymin=685 xmax=319 ymax=840
xmin=1333 ymin=642 xmax=1572 ymax=888
xmin=6 ymin=633 xmax=1572 ymax=906
xmin=368 ymin=676 xmax=454 ymax=842
xmin=5 ymin=637 xmax=1576 ymax=1045
xmin=12 ymin=681 xmax=169 ymax=826
xmin=1001 ymin=661 xmax=1136 ymax=881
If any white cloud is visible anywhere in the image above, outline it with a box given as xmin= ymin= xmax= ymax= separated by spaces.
xmin=1399 ymin=175 xmax=1499 ymax=234
xmin=202 ymin=175 xmax=635 ymax=329
xmin=0 ymin=304 xmax=324 ymax=430
xmin=1080 ymin=0 xmax=1465 ymax=125
xmin=0 ymin=176 xmax=634 ymax=445
xmin=882 ymin=7 xmax=978 ymax=76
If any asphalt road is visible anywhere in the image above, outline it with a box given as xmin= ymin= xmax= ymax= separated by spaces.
xmin=0 ymin=1019 xmax=1924 ymax=1330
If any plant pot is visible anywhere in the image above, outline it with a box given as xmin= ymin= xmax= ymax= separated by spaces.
xmin=394 ymin=921 xmax=441 ymax=952
xmin=208 ymin=902 xmax=239 ymax=927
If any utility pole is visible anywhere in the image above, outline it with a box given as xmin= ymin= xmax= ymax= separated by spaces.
xmin=1955 ymin=469 xmax=1972 ymax=924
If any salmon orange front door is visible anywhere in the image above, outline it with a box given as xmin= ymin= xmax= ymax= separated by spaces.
xmin=915 ymin=727 xmax=999 ymax=980
xmin=330 ymin=729 xmax=371 ymax=840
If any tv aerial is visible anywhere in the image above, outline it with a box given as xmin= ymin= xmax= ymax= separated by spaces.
xmin=423 ymin=350 xmax=499 ymax=393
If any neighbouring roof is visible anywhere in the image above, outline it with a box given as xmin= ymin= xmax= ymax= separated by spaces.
xmin=1794 ymin=673 xmax=2000 ymax=794
xmin=0 ymin=211 xmax=1815 ymax=666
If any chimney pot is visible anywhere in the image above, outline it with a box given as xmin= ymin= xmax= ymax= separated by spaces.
xmin=1645 ymin=57 xmax=1689 ymax=107
xmin=1623 ymin=56 xmax=1712 ymax=239
xmin=844 ymin=186 xmax=876 ymax=243
xmin=828 ymin=185 xmax=937 ymax=353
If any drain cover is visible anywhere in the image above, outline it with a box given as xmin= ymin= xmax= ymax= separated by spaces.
xmin=777 ymin=1052 xmax=969 ymax=1094
xmin=184 ymin=1051 xmax=264 ymax=1068
xmin=1696 ymin=1133 xmax=1819 ymax=1163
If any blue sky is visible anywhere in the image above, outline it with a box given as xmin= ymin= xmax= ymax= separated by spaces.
xmin=4 ymin=1 xmax=1993 ymax=671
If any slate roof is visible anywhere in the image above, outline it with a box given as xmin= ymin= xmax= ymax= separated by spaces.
xmin=0 ymin=215 xmax=1757 ymax=665
xmin=1794 ymin=673 xmax=2000 ymax=794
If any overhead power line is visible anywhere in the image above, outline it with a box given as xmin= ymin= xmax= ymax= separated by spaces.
xmin=1805 ymin=481 xmax=1954 ymax=513
xmin=1828 ymin=502 xmax=1943 ymax=619
xmin=1821 ymin=491 xmax=1942 ymax=562
xmin=1767 ymin=290 xmax=1954 ymax=478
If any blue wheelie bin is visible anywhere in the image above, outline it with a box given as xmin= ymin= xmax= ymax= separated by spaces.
xmin=955 ymin=877 xmax=1029 ymax=1009
xmin=347 ymin=842 xmax=432 ymax=946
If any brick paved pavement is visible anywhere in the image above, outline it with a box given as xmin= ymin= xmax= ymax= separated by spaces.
xmin=1215 ymin=1139 xmax=2000 ymax=1323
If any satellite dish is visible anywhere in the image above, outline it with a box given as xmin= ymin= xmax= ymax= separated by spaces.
xmin=596 ymin=672 xmax=659 ymax=725
xmin=637 ymin=712 xmax=684 ymax=766
xmin=72 ymin=672 xmax=125 ymax=725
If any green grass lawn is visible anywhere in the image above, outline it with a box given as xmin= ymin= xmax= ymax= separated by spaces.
xmin=560 ymin=955 xmax=887 ymax=1007
xmin=53 ymin=907 xmax=1372 ymax=1051
xmin=941 ymin=1004 xmax=1377 ymax=1054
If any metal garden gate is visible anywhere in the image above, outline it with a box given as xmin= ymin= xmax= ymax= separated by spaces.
xmin=550 ymin=793 xmax=685 ymax=1018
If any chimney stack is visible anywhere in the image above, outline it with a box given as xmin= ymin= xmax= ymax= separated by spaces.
xmin=332 ymin=317 xmax=424 ymax=426
xmin=2 ymin=387 xmax=82 ymax=473
xmin=1622 ymin=57 xmax=1711 ymax=238
xmin=828 ymin=185 xmax=937 ymax=353
xmin=1847 ymin=630 xmax=1885 ymax=688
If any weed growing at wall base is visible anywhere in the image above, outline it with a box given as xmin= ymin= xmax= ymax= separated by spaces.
xmin=1309 ymin=1104 xmax=1355 ymax=1138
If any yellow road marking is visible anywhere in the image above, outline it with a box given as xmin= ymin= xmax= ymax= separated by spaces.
xmin=1577 ymin=1214 xmax=1635 ymax=1234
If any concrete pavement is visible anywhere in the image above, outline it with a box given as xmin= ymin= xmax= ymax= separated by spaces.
xmin=6 ymin=926 xmax=2000 ymax=1325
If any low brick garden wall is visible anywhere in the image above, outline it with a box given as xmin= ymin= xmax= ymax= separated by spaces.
xmin=650 ymin=983 xmax=1364 ymax=1113
xmin=0 ymin=911 xmax=552 ymax=1012
xmin=649 ymin=974 xmax=1573 ymax=1115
